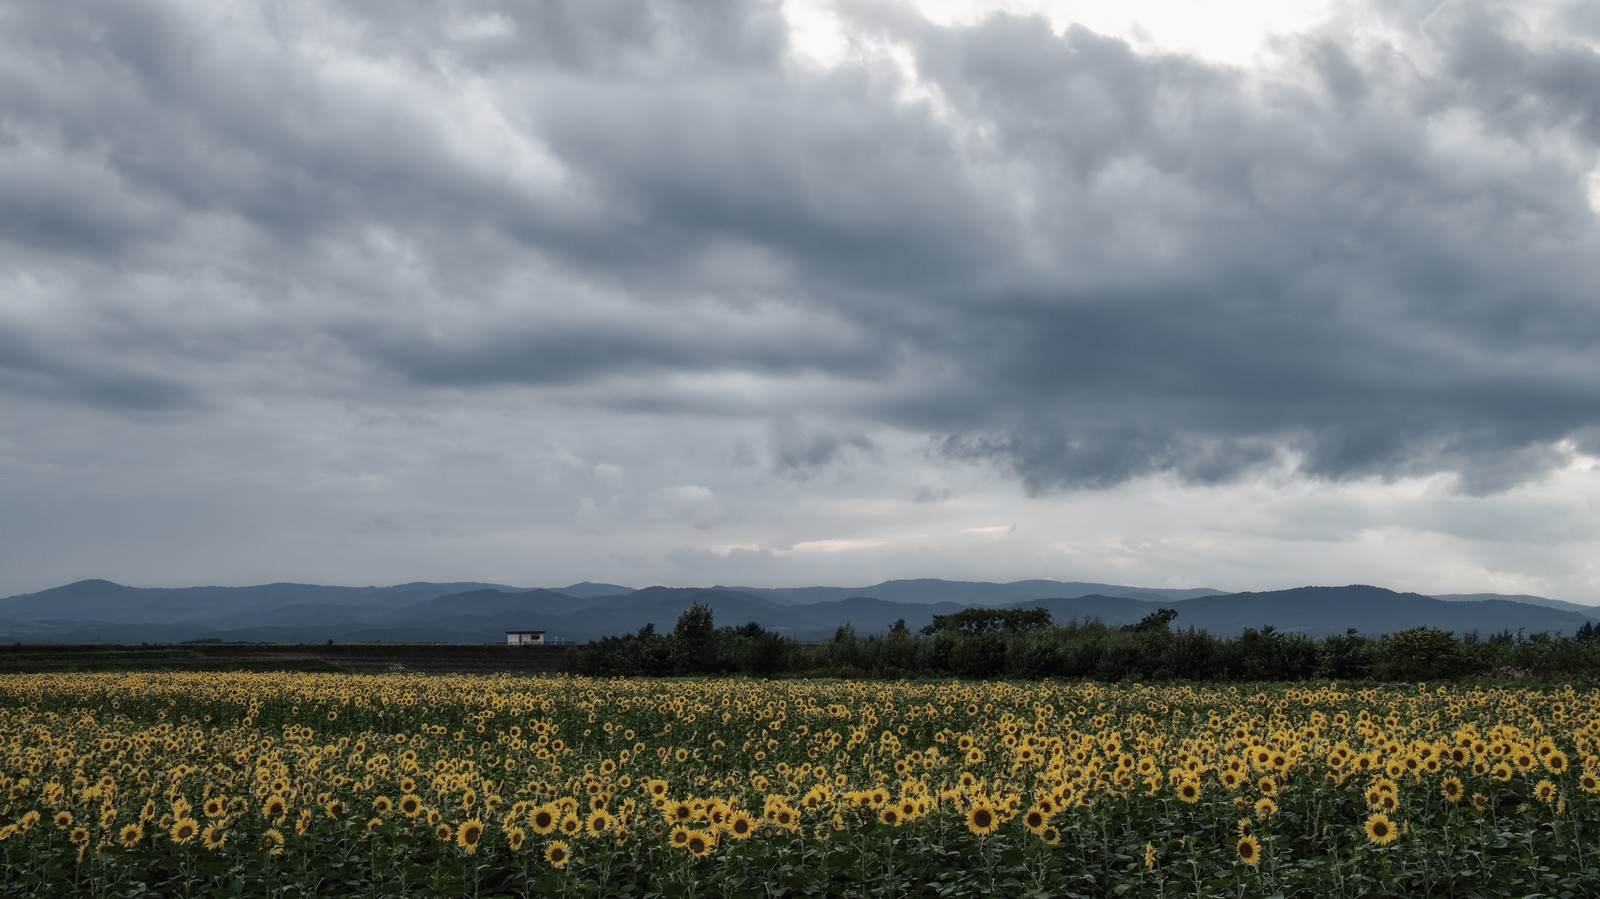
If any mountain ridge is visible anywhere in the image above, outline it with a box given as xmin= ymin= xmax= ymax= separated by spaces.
xmin=0 ymin=578 xmax=1592 ymax=644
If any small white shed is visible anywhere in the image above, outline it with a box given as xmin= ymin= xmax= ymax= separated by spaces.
xmin=506 ymin=630 xmax=546 ymax=646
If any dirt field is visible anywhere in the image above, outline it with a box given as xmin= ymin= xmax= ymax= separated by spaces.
xmin=0 ymin=642 xmax=570 ymax=673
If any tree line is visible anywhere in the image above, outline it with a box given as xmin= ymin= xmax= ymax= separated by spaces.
xmin=562 ymin=603 xmax=1600 ymax=682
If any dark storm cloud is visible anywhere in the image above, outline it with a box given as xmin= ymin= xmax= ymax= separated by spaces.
xmin=3 ymin=0 xmax=1599 ymax=494
xmin=0 ymin=327 xmax=204 ymax=413
xmin=769 ymin=418 xmax=878 ymax=477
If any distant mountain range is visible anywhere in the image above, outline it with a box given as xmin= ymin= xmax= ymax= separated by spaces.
xmin=0 ymin=578 xmax=1593 ymax=644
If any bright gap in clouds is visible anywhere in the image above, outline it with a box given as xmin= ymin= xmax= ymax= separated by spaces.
xmin=784 ymin=0 xmax=1341 ymax=68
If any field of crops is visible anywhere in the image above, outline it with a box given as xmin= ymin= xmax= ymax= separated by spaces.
xmin=1 ymin=674 xmax=1597 ymax=898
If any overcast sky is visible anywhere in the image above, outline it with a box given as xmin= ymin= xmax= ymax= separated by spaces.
xmin=3 ymin=0 xmax=1600 ymax=603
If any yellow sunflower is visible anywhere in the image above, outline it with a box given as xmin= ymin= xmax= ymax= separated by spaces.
xmin=169 ymin=817 xmax=199 ymax=844
xmin=545 ymin=840 xmax=571 ymax=868
xmin=966 ymin=802 xmax=999 ymax=836
xmin=262 ymin=795 xmax=288 ymax=822
xmin=457 ymin=818 xmax=484 ymax=854
xmin=1022 ymin=806 xmax=1049 ymax=833
xmin=1236 ymin=834 xmax=1261 ymax=866
xmin=727 ymin=812 xmax=757 ymax=839
xmin=1363 ymin=813 xmax=1398 ymax=847
xmin=529 ymin=805 xmax=557 ymax=835
xmin=685 ymin=829 xmax=716 ymax=858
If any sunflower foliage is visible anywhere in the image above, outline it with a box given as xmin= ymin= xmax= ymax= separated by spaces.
xmin=1 ymin=674 xmax=1598 ymax=897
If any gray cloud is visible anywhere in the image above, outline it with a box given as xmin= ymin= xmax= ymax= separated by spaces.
xmin=4 ymin=0 xmax=1600 ymax=597
xmin=5 ymin=0 xmax=1597 ymax=492
xmin=770 ymin=418 xmax=879 ymax=477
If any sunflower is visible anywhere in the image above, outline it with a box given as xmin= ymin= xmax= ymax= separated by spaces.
xmin=545 ymin=841 xmax=571 ymax=868
xmin=1545 ymin=751 xmax=1569 ymax=775
xmin=1177 ymin=780 xmax=1201 ymax=804
xmin=559 ymin=814 xmax=583 ymax=837
xmin=1579 ymin=771 xmax=1600 ymax=795
xmin=506 ymin=826 xmax=526 ymax=852
xmin=373 ymin=795 xmax=393 ymax=815
xmin=263 ymin=795 xmax=288 ymax=822
xmin=399 ymin=794 xmax=423 ymax=818
xmin=203 ymin=797 xmax=226 ymax=819
xmin=1363 ymin=813 xmax=1398 ymax=846
xmin=966 ymin=802 xmax=999 ymax=836
xmin=685 ymin=829 xmax=716 ymax=858
xmin=1254 ymin=798 xmax=1277 ymax=820
xmin=435 ymin=824 xmax=452 ymax=843
xmin=1534 ymin=779 xmax=1557 ymax=804
xmin=118 ymin=823 xmax=143 ymax=848
xmin=261 ymin=827 xmax=285 ymax=856
xmin=1236 ymin=834 xmax=1261 ymax=866
xmin=529 ymin=805 xmax=557 ymax=835
xmin=1022 ymin=806 xmax=1049 ymax=833
xmin=1039 ymin=826 xmax=1061 ymax=846
xmin=727 ymin=812 xmax=756 ymax=839
xmin=669 ymin=825 xmax=693 ymax=847
xmin=202 ymin=824 xmax=228 ymax=851
xmin=169 ymin=817 xmax=199 ymax=844
xmin=878 ymin=807 xmax=901 ymax=826
xmin=1440 ymin=778 xmax=1464 ymax=803
xmin=53 ymin=811 xmax=72 ymax=829
xmin=457 ymin=818 xmax=484 ymax=853
xmin=586 ymin=809 xmax=613 ymax=837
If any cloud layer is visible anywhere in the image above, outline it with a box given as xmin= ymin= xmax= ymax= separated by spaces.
xmin=2 ymin=0 xmax=1598 ymax=600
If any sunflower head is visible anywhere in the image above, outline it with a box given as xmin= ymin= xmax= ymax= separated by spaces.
xmin=1022 ymin=807 xmax=1048 ymax=832
xmin=170 ymin=817 xmax=199 ymax=844
xmin=685 ymin=830 xmax=715 ymax=857
xmin=457 ymin=819 xmax=484 ymax=853
xmin=966 ymin=803 xmax=998 ymax=836
xmin=1236 ymin=834 xmax=1261 ymax=865
xmin=1364 ymin=813 xmax=1398 ymax=846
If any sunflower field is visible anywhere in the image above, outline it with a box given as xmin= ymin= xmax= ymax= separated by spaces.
xmin=1 ymin=673 xmax=1597 ymax=897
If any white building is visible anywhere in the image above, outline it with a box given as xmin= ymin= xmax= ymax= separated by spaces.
xmin=505 ymin=629 xmax=546 ymax=645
